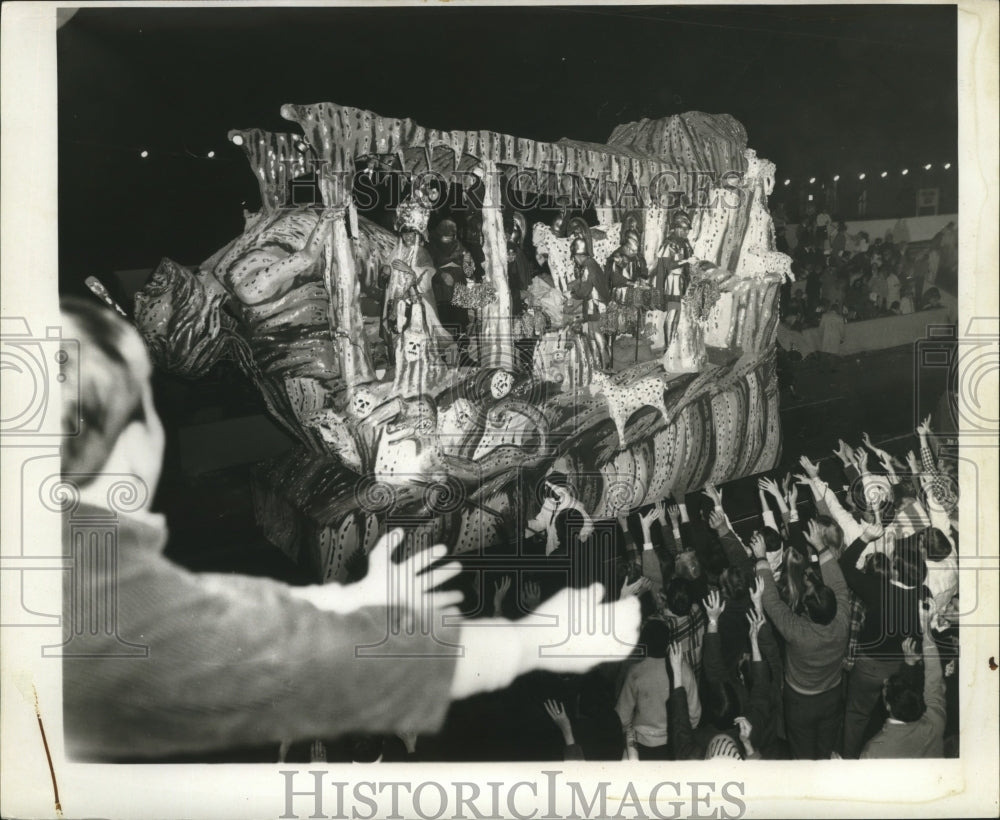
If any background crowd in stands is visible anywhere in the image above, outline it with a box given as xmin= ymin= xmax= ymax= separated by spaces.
xmin=296 ymin=413 xmax=960 ymax=764
xmin=777 ymin=209 xmax=958 ymax=334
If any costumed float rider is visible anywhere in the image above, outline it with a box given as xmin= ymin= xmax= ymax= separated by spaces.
xmin=568 ymin=236 xmax=611 ymax=361
xmin=606 ymin=229 xmax=649 ymax=302
xmin=381 ymin=191 xmax=454 ymax=367
xmin=652 ymin=210 xmax=696 ymax=348
xmin=428 ymin=218 xmax=475 ymax=354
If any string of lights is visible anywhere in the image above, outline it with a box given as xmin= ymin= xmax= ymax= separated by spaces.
xmin=62 ymin=138 xmax=235 ymax=162
xmin=782 ymin=163 xmax=953 ymax=186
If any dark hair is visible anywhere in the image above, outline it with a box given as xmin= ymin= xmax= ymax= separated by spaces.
xmin=721 ymin=564 xmax=751 ymax=603
xmin=638 ymin=618 xmax=670 ymax=659
xmin=763 ymin=527 xmax=783 ymax=553
xmin=779 ymin=548 xmax=809 ymax=614
xmin=349 ymin=734 xmax=384 ymax=763
xmin=893 ymin=539 xmax=928 ymax=587
xmin=922 ymin=527 xmax=953 ymax=562
xmin=864 ymin=551 xmax=892 ymax=581
xmin=885 ymin=674 xmax=926 ymax=722
xmin=701 ymin=679 xmax=741 ymax=731
xmin=664 ymin=577 xmax=693 ymax=618
xmin=802 ymin=566 xmax=837 ymax=625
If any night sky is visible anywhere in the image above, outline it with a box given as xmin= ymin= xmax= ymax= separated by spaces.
xmin=57 ymin=4 xmax=958 ymax=293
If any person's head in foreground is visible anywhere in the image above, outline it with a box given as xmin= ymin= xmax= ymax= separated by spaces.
xmin=60 ymin=296 xmax=164 ymax=500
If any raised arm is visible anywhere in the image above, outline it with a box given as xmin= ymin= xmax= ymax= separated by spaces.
xmin=798 ymin=456 xmax=863 ymax=544
xmin=838 ymin=531 xmax=882 ymax=609
xmin=750 ymin=530 xmax=807 ymax=642
xmin=668 ymin=645 xmax=698 ymax=760
xmin=709 ymin=508 xmax=753 ymax=571
xmin=701 ymin=591 xmax=729 ymax=684
xmin=920 ymin=626 xmax=947 ymax=738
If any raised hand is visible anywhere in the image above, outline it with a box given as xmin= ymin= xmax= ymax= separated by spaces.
xmin=859 ymin=519 xmax=884 ymax=543
xmin=786 ymin=481 xmax=799 ymax=511
xmin=854 ymin=447 xmax=870 ymax=473
xmin=522 ymin=579 xmax=542 ymax=611
xmin=746 ymin=608 xmax=765 ymax=642
xmin=901 ymin=637 xmax=921 ymax=667
xmin=749 ymin=577 xmax=764 ymax=614
xmin=703 ymin=589 xmax=726 ymax=623
xmin=493 ymin=575 xmax=512 ymax=615
xmin=638 ymin=504 xmax=659 ymax=531
xmin=878 ymin=451 xmax=896 ymax=474
xmin=905 ymin=449 xmax=921 ymax=474
xmin=799 ymin=455 xmax=821 ymax=479
xmin=735 ymin=716 xmax=753 ymax=746
xmin=708 ymin=508 xmax=727 ymax=534
xmin=781 ymin=472 xmax=793 ymax=497
xmin=654 ymin=500 xmax=668 ymax=527
xmin=749 ymin=531 xmax=767 ymax=559
xmin=861 ymin=431 xmax=874 ymax=450
xmin=668 ymin=643 xmax=685 ymax=677
xmin=666 ymin=504 xmax=681 ymax=525
xmin=703 ymin=482 xmax=723 ymax=507
xmin=833 ymin=439 xmax=854 ymax=466
xmin=288 ymin=530 xmax=463 ymax=619
xmin=758 ymin=476 xmax=782 ymax=499
xmin=620 ymin=575 xmax=652 ymax=599
xmin=916 ymin=413 xmax=933 ymax=437
xmin=803 ymin=518 xmax=826 ymax=552
xmin=543 ymin=699 xmax=573 ymax=736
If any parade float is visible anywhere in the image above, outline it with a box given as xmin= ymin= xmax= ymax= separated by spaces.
xmin=132 ymin=102 xmax=791 ymax=581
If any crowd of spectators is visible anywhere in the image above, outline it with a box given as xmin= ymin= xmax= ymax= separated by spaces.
xmin=778 ymin=212 xmax=957 ymax=335
xmin=301 ymin=414 xmax=959 ymax=763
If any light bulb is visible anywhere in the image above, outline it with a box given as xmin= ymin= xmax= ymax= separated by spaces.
xmin=140 ymin=150 xmax=149 ymax=158
xmin=231 ymin=134 xmax=244 ymax=146
xmin=207 ymin=150 xmax=215 ymax=159
xmin=858 ymin=173 xmax=866 ymax=181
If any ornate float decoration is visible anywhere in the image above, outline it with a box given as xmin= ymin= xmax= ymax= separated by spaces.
xmin=133 ymin=103 xmax=791 ymax=580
